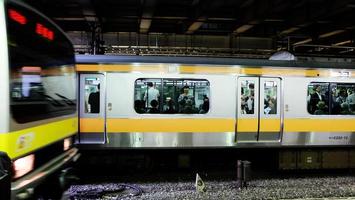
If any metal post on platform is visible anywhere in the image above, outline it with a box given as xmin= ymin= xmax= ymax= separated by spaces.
xmin=237 ymin=160 xmax=243 ymax=189
xmin=237 ymin=160 xmax=251 ymax=189
xmin=242 ymin=160 xmax=251 ymax=188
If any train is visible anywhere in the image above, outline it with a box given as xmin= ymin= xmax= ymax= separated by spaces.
xmin=75 ymin=55 xmax=355 ymax=170
xmin=76 ymin=55 xmax=355 ymax=148
xmin=0 ymin=0 xmax=78 ymax=199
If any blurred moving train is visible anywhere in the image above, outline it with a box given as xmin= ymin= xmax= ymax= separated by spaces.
xmin=0 ymin=0 xmax=78 ymax=199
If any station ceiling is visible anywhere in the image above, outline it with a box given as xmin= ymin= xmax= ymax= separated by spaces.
xmin=26 ymin=0 xmax=355 ymax=57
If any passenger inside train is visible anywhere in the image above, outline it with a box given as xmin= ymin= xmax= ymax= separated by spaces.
xmin=84 ymin=78 xmax=101 ymax=113
xmin=308 ymin=82 xmax=355 ymax=115
xmin=88 ymin=84 xmax=100 ymax=113
xmin=178 ymin=86 xmax=195 ymax=113
xmin=144 ymin=82 xmax=160 ymax=109
xmin=240 ymin=81 xmax=255 ymax=114
xmin=134 ymin=78 xmax=210 ymax=114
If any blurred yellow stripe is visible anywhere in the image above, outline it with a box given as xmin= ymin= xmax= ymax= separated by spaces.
xmin=0 ymin=118 xmax=77 ymax=159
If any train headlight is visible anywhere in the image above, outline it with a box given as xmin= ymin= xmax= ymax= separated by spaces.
xmin=63 ymin=138 xmax=72 ymax=151
xmin=13 ymin=154 xmax=35 ymax=179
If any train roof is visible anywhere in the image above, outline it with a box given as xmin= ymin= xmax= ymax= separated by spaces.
xmin=76 ymin=55 xmax=355 ymax=70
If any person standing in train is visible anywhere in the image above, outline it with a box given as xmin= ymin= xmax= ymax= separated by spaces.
xmin=309 ymin=85 xmax=325 ymax=114
xmin=88 ymin=84 xmax=100 ymax=113
xmin=144 ymin=82 xmax=160 ymax=108
xmin=246 ymin=91 xmax=254 ymax=114
xmin=346 ymin=88 xmax=355 ymax=108
xmin=178 ymin=86 xmax=195 ymax=113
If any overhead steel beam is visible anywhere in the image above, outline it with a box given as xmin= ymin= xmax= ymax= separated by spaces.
xmin=280 ymin=0 xmax=354 ymax=38
xmin=280 ymin=27 xmax=300 ymax=35
xmin=78 ymin=0 xmax=98 ymax=22
xmin=240 ymin=0 xmax=254 ymax=8
xmin=186 ymin=17 xmax=206 ymax=34
xmin=333 ymin=40 xmax=352 ymax=46
xmin=319 ymin=30 xmax=346 ymax=39
xmin=293 ymin=38 xmax=312 ymax=46
xmin=140 ymin=0 xmax=157 ymax=33
xmin=77 ymin=0 xmax=102 ymax=54
xmin=233 ymin=24 xmax=254 ymax=34
xmin=186 ymin=0 xmax=231 ymax=34
xmin=232 ymin=0 xmax=270 ymax=35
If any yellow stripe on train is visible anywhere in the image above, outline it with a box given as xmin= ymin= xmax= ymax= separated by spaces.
xmin=0 ymin=118 xmax=77 ymax=159
xmin=79 ymin=118 xmax=355 ymax=133
xmin=80 ymin=118 xmax=235 ymax=133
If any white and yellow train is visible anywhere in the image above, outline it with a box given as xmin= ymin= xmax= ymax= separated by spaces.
xmin=76 ymin=55 xmax=355 ymax=148
xmin=0 ymin=0 xmax=78 ymax=199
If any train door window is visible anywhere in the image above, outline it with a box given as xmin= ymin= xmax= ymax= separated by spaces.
xmin=134 ymin=79 xmax=162 ymax=114
xmin=307 ymin=83 xmax=330 ymax=115
xmin=84 ymin=77 xmax=100 ymax=113
xmin=330 ymin=83 xmax=355 ymax=115
xmin=263 ymin=81 xmax=277 ymax=115
xmin=240 ymin=80 xmax=255 ymax=114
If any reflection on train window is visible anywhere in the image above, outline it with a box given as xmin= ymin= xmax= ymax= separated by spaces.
xmin=134 ymin=79 xmax=210 ymax=114
xmin=264 ymin=81 xmax=277 ymax=115
xmin=240 ymin=80 xmax=254 ymax=114
xmin=84 ymin=78 xmax=100 ymax=113
xmin=307 ymin=82 xmax=355 ymax=115
xmin=7 ymin=3 xmax=76 ymax=123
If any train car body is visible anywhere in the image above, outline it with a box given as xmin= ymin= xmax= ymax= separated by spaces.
xmin=0 ymin=0 xmax=78 ymax=198
xmin=76 ymin=55 xmax=355 ymax=148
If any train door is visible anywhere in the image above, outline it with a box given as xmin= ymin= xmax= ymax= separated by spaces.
xmin=236 ymin=77 xmax=282 ymax=143
xmin=79 ymin=74 xmax=107 ymax=144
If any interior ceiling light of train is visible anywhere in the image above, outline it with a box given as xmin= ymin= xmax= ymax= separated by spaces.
xmin=26 ymin=0 xmax=355 ymax=59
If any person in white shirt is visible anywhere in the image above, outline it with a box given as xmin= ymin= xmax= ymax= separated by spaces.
xmin=346 ymin=88 xmax=355 ymax=105
xmin=178 ymin=86 xmax=195 ymax=113
xmin=144 ymin=82 xmax=160 ymax=108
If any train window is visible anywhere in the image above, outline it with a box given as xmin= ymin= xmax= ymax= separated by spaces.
xmin=6 ymin=2 xmax=76 ymax=123
xmin=134 ymin=79 xmax=162 ymax=114
xmin=307 ymin=82 xmax=355 ymax=115
xmin=307 ymin=83 xmax=330 ymax=115
xmin=134 ymin=79 xmax=210 ymax=114
xmin=240 ymin=80 xmax=254 ymax=114
xmin=264 ymin=81 xmax=277 ymax=115
xmin=330 ymin=83 xmax=355 ymax=115
xmin=84 ymin=78 xmax=100 ymax=113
